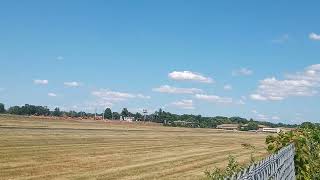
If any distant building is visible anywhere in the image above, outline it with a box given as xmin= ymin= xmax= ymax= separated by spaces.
xmin=122 ymin=116 xmax=135 ymax=122
xmin=261 ymin=127 xmax=281 ymax=133
xmin=258 ymin=125 xmax=269 ymax=129
xmin=216 ymin=124 xmax=240 ymax=131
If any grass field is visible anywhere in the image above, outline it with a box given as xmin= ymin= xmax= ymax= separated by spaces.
xmin=0 ymin=115 xmax=268 ymax=180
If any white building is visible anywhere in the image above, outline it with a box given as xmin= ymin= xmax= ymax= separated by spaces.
xmin=262 ymin=127 xmax=281 ymax=133
xmin=122 ymin=116 xmax=135 ymax=122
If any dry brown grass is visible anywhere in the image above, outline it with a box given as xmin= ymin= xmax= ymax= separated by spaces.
xmin=0 ymin=114 xmax=268 ymax=180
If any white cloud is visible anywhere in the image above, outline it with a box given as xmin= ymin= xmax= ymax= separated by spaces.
xmin=136 ymin=94 xmax=151 ymax=99
xmin=64 ymin=81 xmax=81 ymax=87
xmin=271 ymin=116 xmax=280 ymax=120
xmin=271 ymin=34 xmax=289 ymax=43
xmin=250 ymin=94 xmax=268 ymax=101
xmin=232 ymin=68 xmax=253 ymax=76
xmin=250 ymin=64 xmax=320 ymax=101
xmin=223 ymin=84 xmax=232 ymax=90
xmin=236 ymin=99 xmax=245 ymax=105
xmin=251 ymin=110 xmax=268 ymax=120
xmin=171 ymin=99 xmax=195 ymax=109
xmin=168 ymin=71 xmax=213 ymax=83
xmin=48 ymin=93 xmax=57 ymax=97
xmin=257 ymin=113 xmax=268 ymax=120
xmin=92 ymin=89 xmax=150 ymax=102
xmin=87 ymin=101 xmax=113 ymax=108
xmin=309 ymin=33 xmax=320 ymax=41
xmin=195 ymin=94 xmax=233 ymax=104
xmin=56 ymin=56 xmax=64 ymax=60
xmin=72 ymin=101 xmax=114 ymax=112
xmin=251 ymin=110 xmax=280 ymax=121
xmin=152 ymin=85 xmax=203 ymax=94
xmin=34 ymin=79 xmax=48 ymax=85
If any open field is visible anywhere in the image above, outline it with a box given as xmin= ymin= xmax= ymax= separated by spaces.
xmin=0 ymin=115 xmax=268 ymax=180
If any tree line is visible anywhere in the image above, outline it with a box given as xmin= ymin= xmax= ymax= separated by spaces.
xmin=0 ymin=102 xmax=297 ymax=128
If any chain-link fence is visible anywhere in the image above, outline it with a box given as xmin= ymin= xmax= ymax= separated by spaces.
xmin=226 ymin=144 xmax=295 ymax=180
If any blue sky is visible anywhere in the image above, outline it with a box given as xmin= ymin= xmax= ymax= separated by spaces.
xmin=1 ymin=1 xmax=320 ymax=124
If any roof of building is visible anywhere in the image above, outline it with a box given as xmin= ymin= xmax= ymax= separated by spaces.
xmin=258 ymin=125 xmax=269 ymax=128
xmin=217 ymin=124 xmax=240 ymax=128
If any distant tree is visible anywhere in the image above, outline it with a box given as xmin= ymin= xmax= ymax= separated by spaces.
xmin=77 ymin=111 xmax=86 ymax=117
xmin=134 ymin=112 xmax=142 ymax=120
xmin=121 ymin=108 xmax=129 ymax=118
xmin=8 ymin=106 xmax=22 ymax=115
xmin=0 ymin=103 xmax=5 ymax=113
xmin=104 ymin=108 xmax=112 ymax=119
xmin=247 ymin=121 xmax=259 ymax=130
xmin=300 ymin=122 xmax=315 ymax=129
xmin=112 ymin=112 xmax=120 ymax=120
xmin=52 ymin=107 xmax=62 ymax=117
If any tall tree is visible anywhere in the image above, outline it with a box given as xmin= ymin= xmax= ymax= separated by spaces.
xmin=134 ymin=112 xmax=142 ymax=120
xmin=112 ymin=112 xmax=120 ymax=120
xmin=8 ymin=106 xmax=22 ymax=115
xmin=52 ymin=107 xmax=62 ymax=117
xmin=0 ymin=103 xmax=5 ymax=113
xmin=104 ymin=108 xmax=112 ymax=119
xmin=121 ymin=108 xmax=129 ymax=118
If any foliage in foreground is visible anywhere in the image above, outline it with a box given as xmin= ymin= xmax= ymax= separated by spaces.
xmin=266 ymin=123 xmax=320 ymax=180
xmin=204 ymin=155 xmax=243 ymax=180
xmin=205 ymin=144 xmax=256 ymax=180
xmin=205 ymin=122 xmax=320 ymax=180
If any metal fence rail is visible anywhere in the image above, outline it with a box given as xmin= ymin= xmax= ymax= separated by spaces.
xmin=225 ymin=144 xmax=295 ymax=180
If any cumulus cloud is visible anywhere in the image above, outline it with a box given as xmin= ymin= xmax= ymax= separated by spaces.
xmin=232 ymin=68 xmax=253 ymax=76
xmin=250 ymin=94 xmax=268 ymax=101
xmin=271 ymin=116 xmax=280 ymax=120
xmin=168 ymin=71 xmax=213 ymax=83
xmin=70 ymin=101 xmax=114 ymax=112
xmin=257 ymin=113 xmax=268 ymax=120
xmin=64 ymin=81 xmax=81 ymax=87
xmin=34 ymin=79 xmax=48 ymax=85
xmin=48 ymin=93 xmax=57 ymax=97
xmin=223 ymin=84 xmax=232 ymax=90
xmin=92 ymin=89 xmax=150 ymax=102
xmin=136 ymin=94 xmax=151 ymax=99
xmin=171 ymin=99 xmax=195 ymax=109
xmin=250 ymin=64 xmax=320 ymax=101
xmin=81 ymin=89 xmax=149 ymax=111
xmin=195 ymin=94 xmax=233 ymax=104
xmin=236 ymin=99 xmax=245 ymax=105
xmin=251 ymin=110 xmax=268 ymax=120
xmin=309 ymin=33 xmax=320 ymax=41
xmin=152 ymin=85 xmax=203 ymax=94
xmin=251 ymin=110 xmax=280 ymax=121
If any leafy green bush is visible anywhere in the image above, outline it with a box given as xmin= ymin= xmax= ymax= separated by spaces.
xmin=266 ymin=126 xmax=320 ymax=179
xmin=204 ymin=155 xmax=243 ymax=180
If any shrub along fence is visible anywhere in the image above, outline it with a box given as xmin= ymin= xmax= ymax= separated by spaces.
xmin=226 ymin=144 xmax=295 ymax=180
